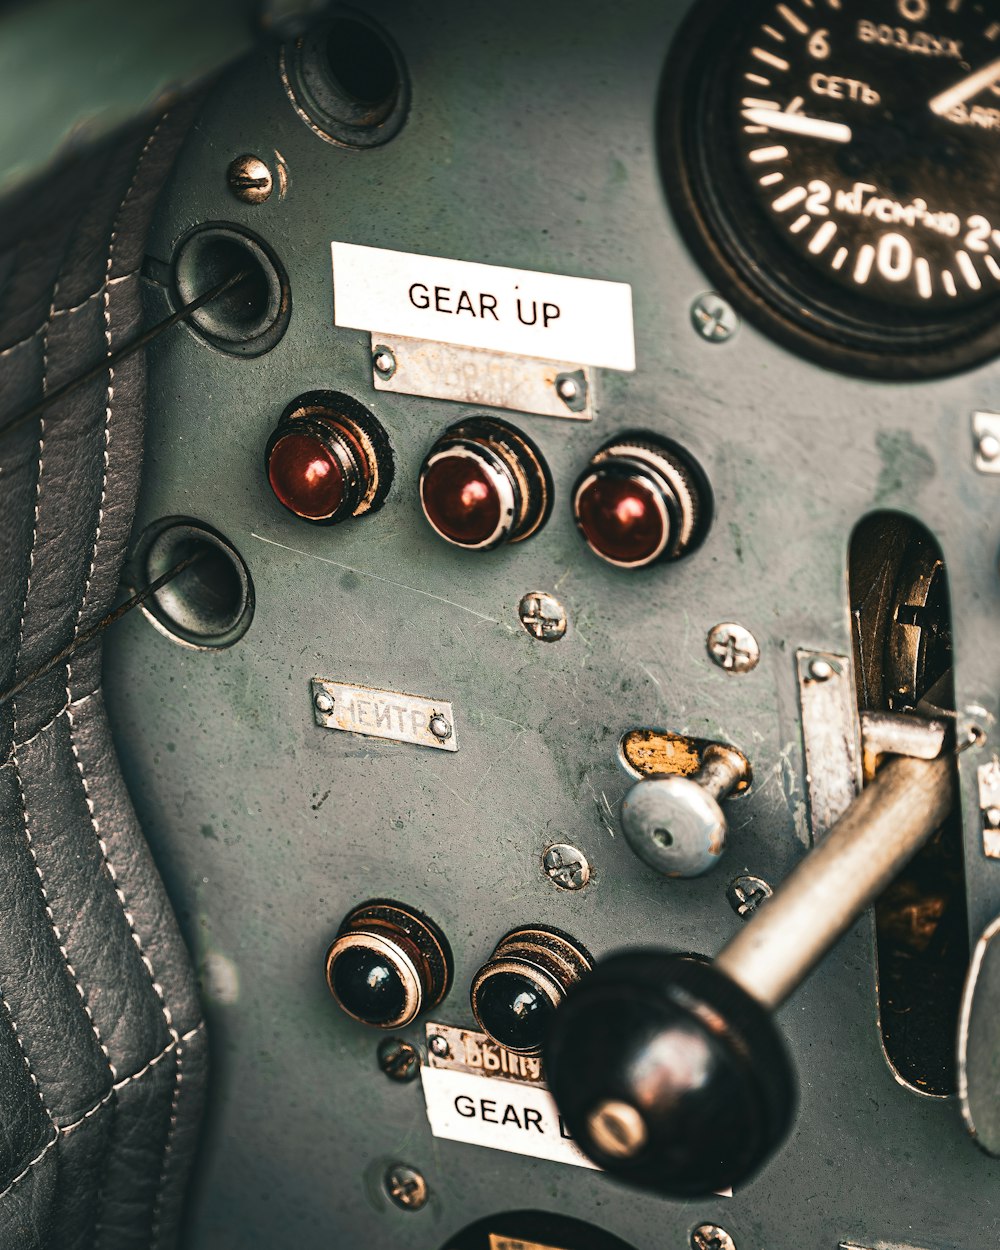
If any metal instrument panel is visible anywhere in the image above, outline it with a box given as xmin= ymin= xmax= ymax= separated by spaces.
xmin=102 ymin=1 xmax=1000 ymax=1246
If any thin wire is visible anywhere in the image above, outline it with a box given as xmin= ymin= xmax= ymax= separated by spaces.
xmin=0 ymin=552 xmax=204 ymax=710
xmin=0 ymin=268 xmax=249 ymax=445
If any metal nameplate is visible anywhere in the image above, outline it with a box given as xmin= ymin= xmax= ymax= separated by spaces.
xmin=311 ymin=680 xmax=458 ymax=752
xmin=371 ymin=334 xmax=594 ymax=421
xmin=426 ymin=1022 xmax=543 ymax=1083
xmin=332 ymin=241 xmax=635 ymax=371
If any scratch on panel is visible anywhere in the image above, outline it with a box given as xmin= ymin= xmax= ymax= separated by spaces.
xmin=250 ymin=532 xmax=511 ymax=628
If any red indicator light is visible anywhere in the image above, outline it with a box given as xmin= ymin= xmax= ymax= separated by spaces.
xmin=268 ymin=433 xmax=345 ymax=521
xmin=263 ymin=392 xmax=394 ymax=527
xmin=418 ymin=418 xmax=552 ymax=551
xmin=572 ymin=435 xmax=711 ymax=570
xmin=420 ymin=454 xmax=505 ymax=548
xmin=575 ymin=475 xmax=667 ymax=567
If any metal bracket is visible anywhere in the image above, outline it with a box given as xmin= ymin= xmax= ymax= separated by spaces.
xmin=796 ymin=651 xmax=861 ymax=844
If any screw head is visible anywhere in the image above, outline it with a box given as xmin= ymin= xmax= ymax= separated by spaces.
xmin=428 ymin=1034 xmax=451 ymax=1058
xmin=313 ymin=689 xmax=335 ymax=714
xmin=227 ymin=154 xmax=273 ymax=204
xmin=428 ymin=714 xmax=452 ymax=741
xmin=706 ymin=623 xmax=760 ymax=674
xmin=542 ymin=843 xmax=591 ymax=891
xmin=980 ymin=434 xmax=1000 ymax=462
xmin=808 ymin=657 xmax=835 ymax=682
xmin=373 ymin=346 xmax=397 ymax=379
xmin=691 ymin=1225 xmax=736 ymax=1250
xmin=691 ymin=294 xmax=739 ymax=343
xmin=377 ymin=1037 xmax=421 ymax=1083
xmin=727 ymin=874 xmax=773 ymax=918
xmin=518 ymin=591 xmax=568 ymax=642
xmin=384 ymin=1163 xmax=428 ymax=1211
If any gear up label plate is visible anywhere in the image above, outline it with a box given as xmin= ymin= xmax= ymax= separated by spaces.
xmin=421 ymin=1023 xmax=598 ymax=1170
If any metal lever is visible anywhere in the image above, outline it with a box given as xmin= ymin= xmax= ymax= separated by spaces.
xmin=546 ymin=750 xmax=956 ymax=1197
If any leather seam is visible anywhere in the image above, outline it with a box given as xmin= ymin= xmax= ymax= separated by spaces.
xmin=0 ymin=691 xmax=97 ymax=775
xmin=0 ymin=272 xmax=136 ymax=361
xmin=68 ymin=117 xmax=169 ymax=678
xmin=0 ymin=1134 xmax=57 ymax=1204
xmin=0 ymin=1022 xmax=203 ymax=1207
xmin=11 ymin=747 xmax=118 ymax=1081
xmin=149 ymin=1034 xmax=187 ymax=1249
xmin=0 ymin=985 xmax=54 ymax=1128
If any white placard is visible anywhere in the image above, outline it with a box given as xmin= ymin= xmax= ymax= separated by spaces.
xmin=332 ymin=242 xmax=635 ymax=372
xmin=420 ymin=1066 xmax=599 ymax=1170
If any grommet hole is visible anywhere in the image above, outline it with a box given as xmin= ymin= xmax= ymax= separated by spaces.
xmin=131 ymin=518 xmax=255 ymax=649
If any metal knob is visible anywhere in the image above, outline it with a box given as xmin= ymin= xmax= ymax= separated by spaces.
xmin=546 ymin=751 xmax=955 ymax=1196
xmin=620 ymin=744 xmax=748 ymax=878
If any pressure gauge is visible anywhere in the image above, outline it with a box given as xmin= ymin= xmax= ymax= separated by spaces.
xmin=661 ymin=0 xmax=1000 ymax=377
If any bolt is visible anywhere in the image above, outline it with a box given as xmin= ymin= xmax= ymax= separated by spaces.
xmin=543 ymin=843 xmax=591 ymax=891
xmin=727 ymin=874 xmax=773 ymax=918
xmin=313 ymin=689 xmax=335 ymax=714
xmin=691 ymin=1225 xmax=737 ymax=1250
xmin=377 ymin=1037 xmax=421 ymax=1083
xmin=555 ymin=373 xmax=585 ymax=409
xmin=809 ymin=657 xmax=835 ymax=682
xmin=384 ymin=1163 xmax=428 ymax=1211
xmin=691 ymin=294 xmax=739 ymax=343
xmin=428 ymin=714 xmax=452 ymax=741
xmin=227 ymin=154 xmax=273 ymax=204
xmin=586 ymin=1099 xmax=648 ymax=1159
xmin=518 ymin=591 xmax=568 ymax=642
xmin=987 ymin=807 xmax=1000 ymax=829
xmin=429 ymin=1034 xmax=451 ymax=1058
xmin=706 ymin=623 xmax=760 ymax=674
xmin=373 ymin=346 xmax=397 ymax=379
xmin=980 ymin=434 xmax=1000 ymax=463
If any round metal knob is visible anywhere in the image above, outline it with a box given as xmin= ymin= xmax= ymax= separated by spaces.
xmin=621 ymin=744 xmax=749 ymax=878
xmin=470 ymin=927 xmax=591 ymax=1055
xmin=266 ymin=391 xmax=393 ymax=525
xmin=419 ymin=417 xmax=552 ymax=550
xmin=326 ymin=900 xmax=451 ymax=1029
xmin=573 ymin=433 xmax=711 ymax=569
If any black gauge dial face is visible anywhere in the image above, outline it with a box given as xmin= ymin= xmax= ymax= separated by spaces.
xmin=738 ymin=0 xmax=1000 ymax=313
xmin=662 ymin=0 xmax=1000 ymax=376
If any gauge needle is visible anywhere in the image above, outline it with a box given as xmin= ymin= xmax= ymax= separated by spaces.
xmin=743 ymin=108 xmax=853 ymax=143
xmin=930 ymin=56 xmax=1000 ymax=116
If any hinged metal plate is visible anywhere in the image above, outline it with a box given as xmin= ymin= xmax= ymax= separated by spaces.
xmin=310 ymin=679 xmax=458 ymax=751
xmin=796 ymin=651 xmax=861 ymax=843
xmin=371 ymin=334 xmax=594 ymax=420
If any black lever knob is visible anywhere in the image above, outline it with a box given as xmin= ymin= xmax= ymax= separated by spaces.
xmin=545 ymin=752 xmax=954 ymax=1196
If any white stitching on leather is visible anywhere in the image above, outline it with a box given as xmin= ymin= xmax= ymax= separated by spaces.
xmin=0 ymin=1134 xmax=57 ymax=1203
xmin=0 ymin=1021 xmax=203 ymax=1205
xmin=11 ymin=748 xmax=118 ymax=1082
xmin=0 ymin=987 xmax=54 ymax=1127
xmin=0 ymin=692 xmax=96 ymax=773
xmin=149 ymin=1033 xmax=187 ymax=1249
xmin=69 ymin=118 xmax=167 ymax=688
xmin=9 ymin=282 xmax=53 ymax=732
xmin=0 ymin=272 xmax=136 ymax=362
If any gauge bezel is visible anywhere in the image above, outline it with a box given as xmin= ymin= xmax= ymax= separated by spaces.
xmin=658 ymin=0 xmax=1000 ymax=380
